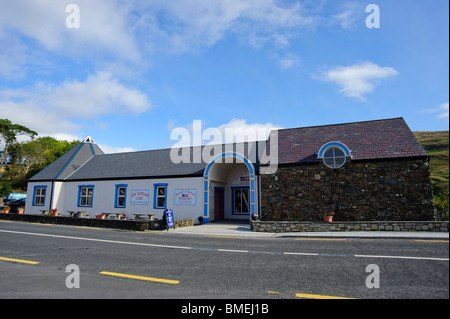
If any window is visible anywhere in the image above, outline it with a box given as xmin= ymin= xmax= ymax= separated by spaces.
xmin=233 ymin=188 xmax=250 ymax=214
xmin=115 ymin=184 xmax=127 ymax=208
xmin=78 ymin=185 xmax=94 ymax=207
xmin=153 ymin=184 xmax=168 ymax=209
xmin=318 ymin=141 xmax=351 ymax=169
xmin=33 ymin=186 xmax=47 ymax=206
xmin=323 ymin=146 xmax=347 ymax=169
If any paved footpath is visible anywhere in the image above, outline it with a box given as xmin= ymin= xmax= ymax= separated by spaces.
xmin=156 ymin=220 xmax=449 ymax=240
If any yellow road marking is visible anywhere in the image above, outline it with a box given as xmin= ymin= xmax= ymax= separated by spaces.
xmin=73 ymin=226 xmax=102 ymax=230
xmin=0 ymin=256 xmax=40 ymax=265
xmin=267 ymin=291 xmax=280 ymax=294
xmin=295 ymin=293 xmax=356 ymax=299
xmin=0 ymin=220 xmax=13 ymax=223
xmin=412 ymin=240 xmax=449 ymax=243
xmin=203 ymin=235 xmax=244 ymax=239
xmin=99 ymin=271 xmax=179 ymax=285
xmin=295 ymin=238 xmax=347 ymax=241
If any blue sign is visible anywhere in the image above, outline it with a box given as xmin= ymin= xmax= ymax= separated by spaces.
xmin=165 ymin=209 xmax=175 ymax=230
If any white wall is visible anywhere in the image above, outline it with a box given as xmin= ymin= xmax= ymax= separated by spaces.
xmin=26 ymin=177 xmax=204 ymax=222
xmin=25 ymin=181 xmax=53 ymax=214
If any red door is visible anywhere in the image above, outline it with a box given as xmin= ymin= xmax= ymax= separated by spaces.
xmin=214 ymin=188 xmax=224 ymax=221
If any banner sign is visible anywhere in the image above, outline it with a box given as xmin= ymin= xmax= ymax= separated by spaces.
xmin=164 ymin=209 xmax=175 ymax=231
xmin=174 ymin=188 xmax=197 ymax=205
xmin=231 ymin=170 xmax=250 ymax=186
xmin=130 ymin=189 xmax=150 ymax=205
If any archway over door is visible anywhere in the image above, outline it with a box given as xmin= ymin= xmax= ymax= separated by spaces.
xmin=203 ymin=152 xmax=256 ymax=223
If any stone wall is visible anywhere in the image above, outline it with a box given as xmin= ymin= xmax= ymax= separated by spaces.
xmin=0 ymin=213 xmax=194 ymax=231
xmin=260 ymin=158 xmax=435 ymax=221
xmin=252 ymin=221 xmax=449 ymax=233
xmin=0 ymin=213 xmax=149 ymax=231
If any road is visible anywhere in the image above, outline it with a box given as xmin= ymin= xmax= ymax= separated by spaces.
xmin=0 ymin=220 xmax=448 ymax=302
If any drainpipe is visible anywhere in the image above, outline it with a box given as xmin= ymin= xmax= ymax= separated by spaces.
xmin=48 ymin=181 xmax=54 ymax=211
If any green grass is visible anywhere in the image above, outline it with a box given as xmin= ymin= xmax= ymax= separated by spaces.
xmin=414 ymin=131 xmax=449 ymax=194
xmin=414 ymin=131 xmax=449 ymax=219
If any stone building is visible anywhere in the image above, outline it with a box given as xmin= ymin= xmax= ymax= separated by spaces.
xmin=260 ymin=117 xmax=435 ymax=221
xmin=25 ymin=117 xmax=435 ymax=223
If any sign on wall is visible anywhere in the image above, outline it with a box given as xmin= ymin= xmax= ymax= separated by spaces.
xmin=130 ymin=189 xmax=150 ymax=205
xmin=174 ymin=188 xmax=197 ymax=205
xmin=231 ymin=170 xmax=250 ymax=186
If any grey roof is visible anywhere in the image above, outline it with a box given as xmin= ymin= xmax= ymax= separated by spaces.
xmin=29 ymin=141 xmax=104 ymax=181
xmin=29 ymin=118 xmax=428 ymax=182
xmin=29 ymin=141 xmax=262 ymax=182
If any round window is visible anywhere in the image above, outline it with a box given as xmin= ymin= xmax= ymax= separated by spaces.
xmin=323 ymin=146 xmax=346 ymax=168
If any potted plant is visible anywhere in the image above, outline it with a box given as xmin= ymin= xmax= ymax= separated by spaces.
xmin=49 ymin=208 xmax=59 ymax=216
xmin=198 ymin=216 xmax=203 ymax=225
xmin=251 ymin=212 xmax=259 ymax=221
xmin=120 ymin=214 xmax=127 ymax=220
xmin=324 ymin=212 xmax=334 ymax=223
xmin=96 ymin=213 xmax=106 ymax=219
xmin=3 ymin=205 xmax=10 ymax=214
xmin=18 ymin=207 xmax=25 ymax=214
xmin=74 ymin=211 xmax=83 ymax=218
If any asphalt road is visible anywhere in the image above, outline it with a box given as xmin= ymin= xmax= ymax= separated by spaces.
xmin=0 ymin=220 xmax=448 ymax=302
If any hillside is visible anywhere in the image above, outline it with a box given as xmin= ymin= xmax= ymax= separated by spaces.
xmin=414 ymin=131 xmax=449 ymax=194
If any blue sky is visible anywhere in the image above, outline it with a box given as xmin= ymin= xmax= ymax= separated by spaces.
xmin=0 ymin=0 xmax=448 ymax=153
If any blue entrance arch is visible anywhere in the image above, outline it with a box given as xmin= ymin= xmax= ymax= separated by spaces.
xmin=203 ymin=152 xmax=255 ymax=223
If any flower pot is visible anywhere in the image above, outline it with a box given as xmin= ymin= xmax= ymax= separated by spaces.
xmin=3 ymin=208 xmax=9 ymax=214
xmin=324 ymin=216 xmax=333 ymax=223
xmin=96 ymin=214 xmax=105 ymax=219
xmin=18 ymin=208 xmax=24 ymax=214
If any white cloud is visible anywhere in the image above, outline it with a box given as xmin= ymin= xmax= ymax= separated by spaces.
xmin=277 ymin=53 xmax=302 ymax=70
xmin=315 ymin=61 xmax=399 ymax=101
xmin=215 ymin=118 xmax=282 ymax=144
xmin=424 ymin=102 xmax=449 ymax=119
xmin=135 ymin=0 xmax=319 ymax=54
xmin=98 ymin=144 xmax=136 ymax=154
xmin=0 ymin=0 xmax=365 ymax=78
xmin=0 ymin=72 xmax=152 ymax=138
xmin=0 ymin=0 xmax=141 ymax=78
xmin=169 ymin=118 xmax=282 ymax=147
xmin=329 ymin=2 xmax=363 ymax=30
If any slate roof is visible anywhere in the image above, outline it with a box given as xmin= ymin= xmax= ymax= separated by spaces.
xmin=30 ymin=142 xmax=261 ymax=181
xmin=262 ymin=117 xmax=428 ymax=165
xmin=29 ymin=140 xmax=104 ymax=181
xmin=29 ymin=118 xmax=428 ymax=182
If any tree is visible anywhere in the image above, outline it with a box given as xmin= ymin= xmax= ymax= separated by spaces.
xmin=0 ymin=119 xmax=37 ymax=169
xmin=5 ymin=137 xmax=79 ymax=190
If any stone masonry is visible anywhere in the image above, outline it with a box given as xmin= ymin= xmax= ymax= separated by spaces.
xmin=260 ymin=158 xmax=436 ymax=222
xmin=252 ymin=220 xmax=448 ymax=233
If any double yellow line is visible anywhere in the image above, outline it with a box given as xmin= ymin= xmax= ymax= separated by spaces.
xmin=0 ymin=256 xmax=179 ymax=285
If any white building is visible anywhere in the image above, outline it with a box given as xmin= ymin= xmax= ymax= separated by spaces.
xmin=25 ymin=137 xmax=262 ymax=223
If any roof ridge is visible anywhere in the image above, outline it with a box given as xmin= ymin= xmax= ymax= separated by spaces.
xmin=275 ymin=117 xmax=404 ymax=133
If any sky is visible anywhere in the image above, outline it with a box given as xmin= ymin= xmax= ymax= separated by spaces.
xmin=0 ymin=0 xmax=448 ymax=154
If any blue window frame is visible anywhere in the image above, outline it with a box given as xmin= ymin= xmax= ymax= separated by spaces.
xmin=32 ymin=185 xmax=47 ymax=206
xmin=115 ymin=184 xmax=127 ymax=208
xmin=78 ymin=185 xmax=94 ymax=207
xmin=153 ymin=183 xmax=168 ymax=209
